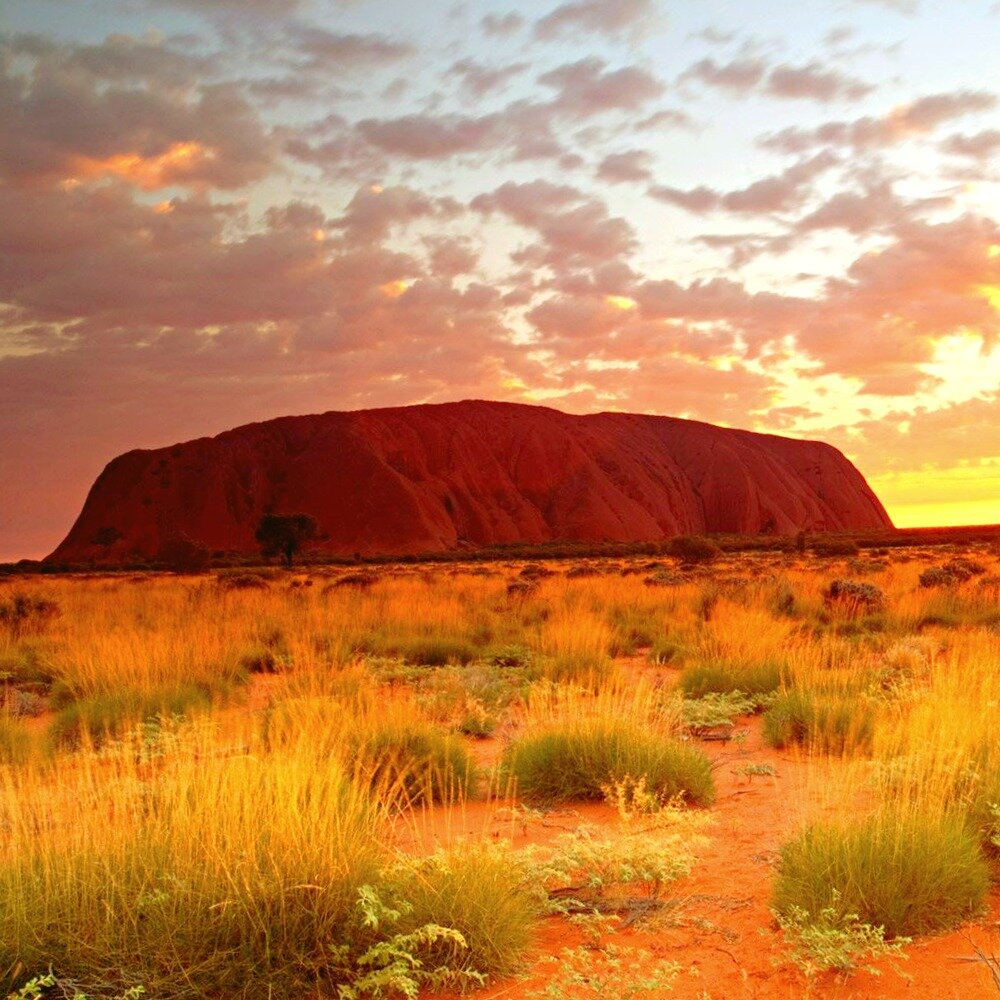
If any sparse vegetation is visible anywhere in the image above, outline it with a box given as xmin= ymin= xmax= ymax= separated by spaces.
xmin=1 ymin=543 xmax=999 ymax=997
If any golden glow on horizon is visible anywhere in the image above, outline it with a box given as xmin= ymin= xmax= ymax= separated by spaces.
xmin=873 ymin=462 xmax=1000 ymax=528
xmin=988 ymin=244 xmax=1000 ymax=259
xmin=604 ymin=294 xmax=637 ymax=310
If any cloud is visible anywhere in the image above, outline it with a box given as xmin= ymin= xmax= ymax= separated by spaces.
xmin=684 ymin=55 xmax=873 ymax=103
xmin=534 ymin=0 xmax=654 ymax=41
xmin=765 ymin=62 xmax=874 ymax=102
xmin=481 ymin=12 xmax=525 ymax=38
xmin=471 ymin=180 xmax=636 ymax=272
xmin=683 ymin=57 xmax=766 ymax=92
xmin=539 ymin=58 xmax=664 ymax=117
xmin=649 ymin=151 xmax=837 ymax=215
xmin=943 ymin=129 xmax=1000 ymax=160
xmin=851 ymin=0 xmax=919 ymax=14
xmin=286 ymin=23 xmax=414 ymax=71
xmin=447 ymin=58 xmax=530 ymax=98
xmin=596 ymin=149 xmax=655 ymax=183
xmin=356 ymin=113 xmax=497 ymax=159
xmin=763 ymin=90 xmax=996 ymax=152
xmin=332 ymin=184 xmax=461 ymax=243
xmin=0 ymin=41 xmax=274 ymax=189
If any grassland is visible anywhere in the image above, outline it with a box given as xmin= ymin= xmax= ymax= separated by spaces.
xmin=1 ymin=541 xmax=1000 ymax=998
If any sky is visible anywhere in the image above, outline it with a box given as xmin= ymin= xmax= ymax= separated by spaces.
xmin=2 ymin=0 xmax=1000 ymax=561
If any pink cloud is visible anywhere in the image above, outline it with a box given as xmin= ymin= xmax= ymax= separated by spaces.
xmin=534 ymin=0 xmax=654 ymax=41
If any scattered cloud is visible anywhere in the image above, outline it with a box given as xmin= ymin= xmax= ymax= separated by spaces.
xmin=534 ymin=0 xmax=654 ymax=41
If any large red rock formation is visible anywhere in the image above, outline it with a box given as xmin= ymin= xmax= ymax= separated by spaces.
xmin=47 ymin=400 xmax=892 ymax=562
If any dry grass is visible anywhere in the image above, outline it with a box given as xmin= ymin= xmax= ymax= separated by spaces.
xmin=0 ymin=543 xmax=999 ymax=994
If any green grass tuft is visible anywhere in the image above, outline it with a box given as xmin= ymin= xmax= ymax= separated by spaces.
xmin=774 ymin=807 xmax=989 ymax=937
xmin=500 ymin=719 xmax=714 ymax=806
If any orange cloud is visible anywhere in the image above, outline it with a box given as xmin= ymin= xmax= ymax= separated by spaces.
xmin=67 ymin=141 xmax=218 ymax=190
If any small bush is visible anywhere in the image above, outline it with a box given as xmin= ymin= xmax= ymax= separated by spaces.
xmin=919 ymin=566 xmax=956 ymax=589
xmin=47 ymin=684 xmax=213 ymax=749
xmin=354 ymin=719 xmax=476 ymax=805
xmin=0 ymin=595 xmax=59 ymax=639
xmin=763 ymin=689 xmax=875 ymax=755
xmin=500 ymin=720 xmax=714 ymax=806
xmin=824 ymin=578 xmax=887 ymax=614
xmin=396 ymin=636 xmax=478 ymax=667
xmin=391 ymin=842 xmax=540 ymax=977
xmin=538 ymin=652 xmax=613 ymax=686
xmin=775 ymin=891 xmax=909 ymax=977
xmin=679 ymin=658 xmax=784 ymax=698
xmin=667 ymin=535 xmax=720 ymax=565
xmin=773 ymin=808 xmax=989 ymax=937
xmin=683 ymin=691 xmax=769 ymax=735
xmin=811 ymin=538 xmax=860 ymax=558
xmin=484 ymin=644 xmax=533 ymax=669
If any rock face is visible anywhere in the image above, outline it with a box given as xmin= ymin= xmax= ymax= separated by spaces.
xmin=47 ymin=400 xmax=893 ymax=562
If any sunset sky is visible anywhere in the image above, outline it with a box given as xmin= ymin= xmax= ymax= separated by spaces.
xmin=2 ymin=0 xmax=1000 ymax=561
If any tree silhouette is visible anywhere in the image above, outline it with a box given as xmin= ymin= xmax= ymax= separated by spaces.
xmin=255 ymin=513 xmax=318 ymax=568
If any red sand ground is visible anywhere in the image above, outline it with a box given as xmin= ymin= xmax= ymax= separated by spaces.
xmin=407 ymin=718 xmax=1000 ymax=1000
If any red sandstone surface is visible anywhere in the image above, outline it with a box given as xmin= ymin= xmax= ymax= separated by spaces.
xmin=47 ymin=400 xmax=892 ymax=563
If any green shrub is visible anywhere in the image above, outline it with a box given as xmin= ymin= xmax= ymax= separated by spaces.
xmin=679 ymin=658 xmax=784 ymax=698
xmin=362 ymin=634 xmax=479 ymax=667
xmin=539 ymin=652 xmax=613 ymax=686
xmin=397 ymin=636 xmax=479 ymax=667
xmin=355 ymin=719 xmax=476 ymax=804
xmin=682 ymin=691 xmax=769 ymax=735
xmin=391 ymin=842 xmax=540 ymax=977
xmin=47 ymin=684 xmax=213 ymax=750
xmin=775 ymin=890 xmax=909 ymax=977
xmin=773 ymin=808 xmax=989 ymax=937
xmin=500 ymin=720 xmax=714 ymax=806
xmin=763 ymin=689 xmax=875 ymax=754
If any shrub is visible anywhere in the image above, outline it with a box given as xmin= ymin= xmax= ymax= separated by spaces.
xmin=0 ymin=595 xmax=59 ymax=639
xmin=679 ymin=658 xmax=784 ymax=698
xmin=390 ymin=842 xmax=540 ymax=977
xmin=811 ymin=538 xmax=860 ymax=557
xmin=401 ymin=636 xmax=479 ymax=667
xmin=354 ymin=719 xmax=476 ymax=805
xmin=500 ymin=719 xmax=714 ymax=806
xmin=0 ymin=747 xmax=387 ymax=1000
xmin=484 ymin=644 xmax=533 ymax=669
xmin=775 ymin=891 xmax=909 ymax=977
xmin=773 ymin=808 xmax=989 ymax=937
xmin=824 ymin=579 xmax=887 ymax=614
xmin=763 ymin=689 xmax=875 ymax=755
xmin=667 ymin=535 xmax=720 ymax=565
xmin=683 ymin=691 xmax=769 ymax=736
xmin=47 ymin=684 xmax=214 ymax=749
xmin=919 ymin=566 xmax=956 ymax=589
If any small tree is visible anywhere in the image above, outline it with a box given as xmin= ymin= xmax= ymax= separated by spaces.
xmin=255 ymin=513 xmax=318 ymax=568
